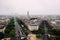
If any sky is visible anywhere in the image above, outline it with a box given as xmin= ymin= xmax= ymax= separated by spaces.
xmin=0 ymin=0 xmax=60 ymax=15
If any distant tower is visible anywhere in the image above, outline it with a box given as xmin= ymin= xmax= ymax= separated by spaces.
xmin=27 ymin=11 xmax=30 ymax=20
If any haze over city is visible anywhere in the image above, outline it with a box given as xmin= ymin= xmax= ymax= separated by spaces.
xmin=0 ymin=0 xmax=60 ymax=40
xmin=0 ymin=0 xmax=60 ymax=15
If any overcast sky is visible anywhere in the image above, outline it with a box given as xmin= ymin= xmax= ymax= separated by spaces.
xmin=0 ymin=0 xmax=60 ymax=15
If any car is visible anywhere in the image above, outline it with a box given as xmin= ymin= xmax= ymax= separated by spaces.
xmin=21 ymin=36 xmax=25 ymax=39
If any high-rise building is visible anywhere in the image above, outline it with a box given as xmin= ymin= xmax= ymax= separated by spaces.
xmin=27 ymin=11 xmax=30 ymax=20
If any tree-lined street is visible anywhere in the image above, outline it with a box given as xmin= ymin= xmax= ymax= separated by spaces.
xmin=14 ymin=17 xmax=26 ymax=40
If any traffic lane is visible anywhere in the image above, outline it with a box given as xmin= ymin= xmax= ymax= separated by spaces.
xmin=43 ymin=34 xmax=50 ymax=40
xmin=14 ymin=18 xmax=21 ymax=40
xmin=44 ymin=26 xmax=48 ymax=34
xmin=15 ymin=24 xmax=26 ymax=40
xmin=43 ymin=20 xmax=50 ymax=40
xmin=14 ymin=18 xmax=27 ymax=40
xmin=14 ymin=22 xmax=21 ymax=40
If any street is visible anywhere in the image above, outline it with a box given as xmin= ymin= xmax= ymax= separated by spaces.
xmin=14 ymin=18 xmax=26 ymax=40
xmin=42 ymin=20 xmax=50 ymax=40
